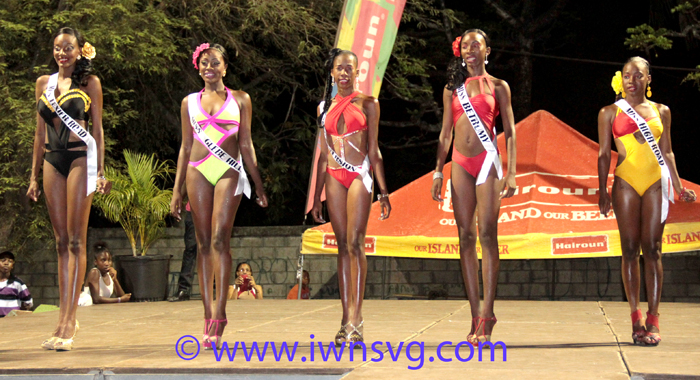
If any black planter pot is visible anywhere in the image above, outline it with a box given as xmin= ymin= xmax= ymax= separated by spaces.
xmin=116 ymin=255 xmax=171 ymax=302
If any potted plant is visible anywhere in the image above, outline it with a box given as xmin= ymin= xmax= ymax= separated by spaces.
xmin=94 ymin=150 xmax=174 ymax=301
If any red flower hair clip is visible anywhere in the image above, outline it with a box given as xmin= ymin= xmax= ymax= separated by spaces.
xmin=192 ymin=43 xmax=210 ymax=70
xmin=452 ymin=36 xmax=462 ymax=57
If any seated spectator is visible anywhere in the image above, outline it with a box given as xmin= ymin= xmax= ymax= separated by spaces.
xmin=78 ymin=242 xmax=130 ymax=306
xmin=229 ymin=262 xmax=263 ymax=300
xmin=287 ymin=270 xmax=310 ymax=299
xmin=0 ymin=251 xmax=33 ymax=317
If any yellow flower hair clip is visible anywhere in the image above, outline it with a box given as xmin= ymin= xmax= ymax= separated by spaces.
xmin=611 ymin=71 xmax=625 ymax=98
xmin=81 ymin=42 xmax=96 ymax=60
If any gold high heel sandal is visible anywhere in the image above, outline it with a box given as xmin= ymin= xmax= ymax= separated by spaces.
xmin=334 ymin=322 xmax=351 ymax=346
xmin=346 ymin=320 xmax=364 ymax=348
xmin=42 ymin=320 xmax=79 ymax=350
xmin=54 ymin=320 xmax=79 ymax=352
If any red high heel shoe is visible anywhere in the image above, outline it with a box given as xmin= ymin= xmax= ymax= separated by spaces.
xmin=202 ymin=319 xmax=214 ymax=350
xmin=631 ymin=310 xmax=646 ymax=345
xmin=466 ymin=317 xmax=479 ymax=342
xmin=643 ymin=312 xmax=661 ymax=346
xmin=469 ymin=316 xmax=497 ymax=346
xmin=206 ymin=319 xmax=228 ymax=350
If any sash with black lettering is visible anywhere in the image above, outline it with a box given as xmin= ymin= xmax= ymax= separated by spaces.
xmin=45 ymin=73 xmax=97 ymax=195
xmin=187 ymin=93 xmax=251 ymax=198
xmin=455 ymin=83 xmax=503 ymax=184
xmin=319 ymin=101 xmax=373 ymax=193
xmin=615 ymin=99 xmax=674 ymax=222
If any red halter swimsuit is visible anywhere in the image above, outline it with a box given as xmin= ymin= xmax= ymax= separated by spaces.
xmin=325 ymin=91 xmax=369 ymax=188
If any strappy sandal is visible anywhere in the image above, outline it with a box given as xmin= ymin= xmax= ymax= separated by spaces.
xmin=334 ymin=322 xmax=350 ymax=346
xmin=631 ymin=310 xmax=646 ymax=345
xmin=469 ymin=316 xmax=497 ymax=346
xmin=643 ymin=312 xmax=661 ymax=346
xmin=346 ymin=320 xmax=364 ymax=348
xmin=466 ymin=317 xmax=479 ymax=342
xmin=202 ymin=319 xmax=214 ymax=350
xmin=206 ymin=319 xmax=228 ymax=350
xmin=54 ymin=320 xmax=79 ymax=352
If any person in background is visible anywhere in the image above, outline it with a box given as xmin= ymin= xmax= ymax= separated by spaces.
xmin=0 ymin=251 xmax=33 ymax=318
xmin=287 ymin=270 xmax=310 ymax=299
xmin=169 ymin=201 xmax=197 ymax=302
xmin=230 ymin=262 xmax=263 ymax=300
xmin=78 ymin=242 xmax=130 ymax=306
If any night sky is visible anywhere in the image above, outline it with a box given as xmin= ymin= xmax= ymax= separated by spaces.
xmin=379 ymin=0 xmax=700 ymax=195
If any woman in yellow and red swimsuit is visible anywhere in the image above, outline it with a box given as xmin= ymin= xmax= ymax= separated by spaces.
xmin=598 ymin=57 xmax=696 ymax=346
xmin=171 ymin=43 xmax=268 ymax=350
xmin=311 ymin=48 xmax=391 ymax=345
xmin=431 ymin=29 xmax=517 ymax=346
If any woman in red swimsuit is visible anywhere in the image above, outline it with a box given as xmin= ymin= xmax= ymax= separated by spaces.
xmin=431 ymin=29 xmax=517 ymax=345
xmin=311 ymin=48 xmax=391 ymax=346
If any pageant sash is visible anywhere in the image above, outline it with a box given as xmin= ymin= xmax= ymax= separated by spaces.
xmin=45 ymin=73 xmax=97 ymax=195
xmin=455 ymin=83 xmax=503 ymax=185
xmin=320 ymin=101 xmax=373 ymax=193
xmin=615 ymin=99 xmax=673 ymax=222
xmin=187 ymin=93 xmax=251 ymax=198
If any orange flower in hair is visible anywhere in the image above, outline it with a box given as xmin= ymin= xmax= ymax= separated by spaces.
xmin=452 ymin=36 xmax=462 ymax=57
xmin=81 ymin=42 xmax=96 ymax=60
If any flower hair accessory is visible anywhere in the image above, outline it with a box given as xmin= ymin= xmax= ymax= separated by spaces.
xmin=611 ymin=71 xmax=625 ymax=98
xmin=452 ymin=36 xmax=462 ymax=57
xmin=81 ymin=42 xmax=96 ymax=60
xmin=192 ymin=43 xmax=210 ymax=70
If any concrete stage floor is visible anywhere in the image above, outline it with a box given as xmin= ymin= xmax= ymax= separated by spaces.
xmin=1 ymin=300 xmax=699 ymax=379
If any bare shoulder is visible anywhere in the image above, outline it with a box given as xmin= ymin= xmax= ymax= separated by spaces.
xmin=359 ymin=94 xmax=379 ymax=112
xmin=443 ymin=85 xmax=453 ymax=97
xmin=490 ymin=76 xmax=511 ymax=92
xmin=181 ymin=95 xmax=189 ymax=108
xmin=35 ymin=75 xmax=50 ymax=91
xmin=231 ymin=90 xmax=251 ymax=107
xmin=84 ymin=75 xmax=101 ymax=88
xmin=651 ymin=101 xmax=670 ymax=117
xmin=86 ymin=268 xmax=100 ymax=280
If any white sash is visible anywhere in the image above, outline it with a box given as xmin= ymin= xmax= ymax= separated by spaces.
xmin=615 ymin=99 xmax=673 ymax=222
xmin=455 ymin=83 xmax=503 ymax=185
xmin=187 ymin=93 xmax=251 ymax=198
xmin=45 ymin=73 xmax=97 ymax=195
xmin=319 ymin=101 xmax=373 ymax=193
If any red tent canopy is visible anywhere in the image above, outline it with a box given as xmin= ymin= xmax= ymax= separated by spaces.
xmin=302 ymin=111 xmax=700 ymax=259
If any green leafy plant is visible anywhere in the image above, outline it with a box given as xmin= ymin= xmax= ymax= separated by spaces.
xmin=94 ymin=150 xmax=173 ymax=256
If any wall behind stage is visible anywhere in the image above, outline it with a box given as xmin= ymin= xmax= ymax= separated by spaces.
xmin=11 ymin=226 xmax=700 ymax=307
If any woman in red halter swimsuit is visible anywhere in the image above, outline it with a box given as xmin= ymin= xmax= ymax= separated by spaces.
xmin=431 ymin=29 xmax=517 ymax=345
xmin=311 ymin=48 xmax=392 ymax=346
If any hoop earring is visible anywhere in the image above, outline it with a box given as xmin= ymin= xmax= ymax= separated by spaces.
xmin=462 ymin=59 xmax=466 ymax=67
xmin=646 ymin=84 xmax=652 ymax=98
xmin=484 ymin=55 xmax=489 ymax=65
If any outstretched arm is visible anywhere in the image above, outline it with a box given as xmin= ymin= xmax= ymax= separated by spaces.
xmin=236 ymin=91 xmax=268 ymax=207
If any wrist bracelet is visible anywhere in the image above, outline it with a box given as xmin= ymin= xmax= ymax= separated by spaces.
xmin=377 ymin=193 xmax=389 ymax=201
xmin=118 ymin=297 xmax=121 ymax=303
xmin=98 ymin=176 xmax=106 ymax=180
xmin=433 ymin=172 xmax=444 ymax=180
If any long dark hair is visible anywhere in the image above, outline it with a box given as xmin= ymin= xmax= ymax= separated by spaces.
xmin=616 ymin=56 xmax=651 ymax=101
xmin=53 ymin=27 xmax=94 ymax=86
xmin=446 ymin=29 xmax=491 ymax=91
xmin=317 ymin=48 xmax=358 ymax=128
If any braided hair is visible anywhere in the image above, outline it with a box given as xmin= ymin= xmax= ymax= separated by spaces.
xmin=616 ymin=56 xmax=651 ymax=101
xmin=53 ymin=27 xmax=94 ymax=87
xmin=317 ymin=48 xmax=358 ymax=128
xmin=446 ymin=29 xmax=491 ymax=91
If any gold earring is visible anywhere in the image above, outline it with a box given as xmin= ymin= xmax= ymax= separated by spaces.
xmin=223 ymin=71 xmax=226 ymax=77
xmin=77 ymin=55 xmax=82 ymax=60
xmin=622 ymin=90 xmax=626 ymax=98
xmin=646 ymin=85 xmax=652 ymax=98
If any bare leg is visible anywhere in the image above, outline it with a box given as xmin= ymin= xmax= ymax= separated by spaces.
xmin=43 ymin=162 xmax=68 ymax=338
xmin=612 ymin=177 xmax=643 ymax=332
xmin=640 ymin=182 xmax=664 ymax=335
xmin=345 ymin=178 xmax=372 ymax=326
xmin=210 ymin=174 xmax=243 ymax=323
xmin=450 ymin=163 xmax=480 ymax=331
xmin=325 ymin=175 xmax=351 ymax=325
xmin=187 ymin=167 xmax=216 ymax=321
xmin=475 ymin=166 xmax=502 ymax=336
xmin=62 ymin=157 xmax=93 ymax=338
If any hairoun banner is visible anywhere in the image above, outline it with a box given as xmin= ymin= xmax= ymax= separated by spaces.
xmin=301 ymin=111 xmax=700 ymax=259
